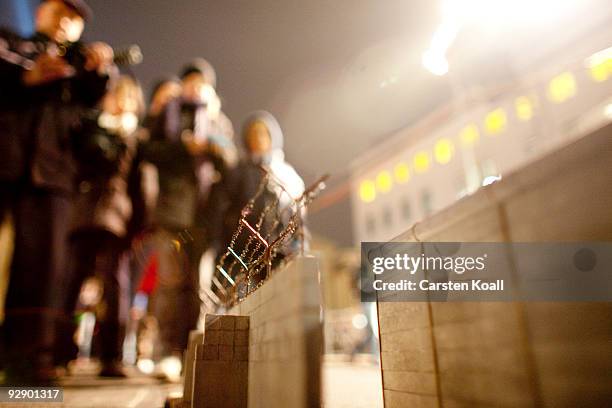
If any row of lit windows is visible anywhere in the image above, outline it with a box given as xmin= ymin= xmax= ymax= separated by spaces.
xmin=364 ymin=191 xmax=433 ymax=235
xmin=358 ymin=60 xmax=610 ymax=204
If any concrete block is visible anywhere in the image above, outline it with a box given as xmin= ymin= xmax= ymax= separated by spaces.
xmin=204 ymin=329 xmax=220 ymax=345
xmin=220 ymin=330 xmax=235 ymax=346
xmin=378 ymin=126 xmax=612 ymax=407
xmin=205 ymin=314 xmax=222 ymax=330
xmin=383 ymin=390 xmax=438 ymax=408
xmin=382 ymin=371 xmax=437 ymax=396
xmin=219 ymin=344 xmax=234 ymax=361
xmin=192 ymin=361 xmax=248 ymax=408
xmin=219 ymin=316 xmax=236 ymax=331
xmin=220 ymin=256 xmax=322 ymax=408
xmin=235 ymin=316 xmax=250 ymax=330
xmin=380 ymin=351 xmax=434 ymax=372
xmin=235 ymin=330 xmax=249 ymax=346
xmin=380 ymin=327 xmax=433 ymax=353
xmin=200 ymin=345 xmax=219 ymax=361
xmin=379 ymin=310 xmax=430 ymax=333
xmin=164 ymin=396 xmax=183 ymax=408
xmin=183 ymin=330 xmax=203 ymax=407
xmin=235 ymin=345 xmax=249 ymax=361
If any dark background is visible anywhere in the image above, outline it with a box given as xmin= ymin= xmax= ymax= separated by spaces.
xmin=2 ymin=0 xmax=610 ymax=245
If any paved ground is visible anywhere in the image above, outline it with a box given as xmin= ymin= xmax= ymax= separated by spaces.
xmin=0 ymin=365 xmax=181 ymax=408
xmin=323 ymin=360 xmax=384 ymax=408
xmin=59 ymin=374 xmax=181 ymax=408
xmin=0 ymin=359 xmax=382 ymax=407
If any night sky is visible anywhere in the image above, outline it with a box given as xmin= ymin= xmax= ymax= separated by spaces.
xmin=2 ymin=0 xmax=610 ymax=245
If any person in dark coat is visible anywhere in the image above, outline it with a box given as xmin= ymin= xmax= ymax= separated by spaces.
xmin=0 ymin=0 xmax=113 ymax=384
xmin=58 ymin=75 xmax=146 ymax=377
xmin=141 ymin=59 xmax=236 ymax=374
xmin=145 ymin=77 xmax=182 ymax=121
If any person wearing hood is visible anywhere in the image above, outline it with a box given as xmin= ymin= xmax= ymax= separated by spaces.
xmin=207 ymin=111 xmax=305 ymax=295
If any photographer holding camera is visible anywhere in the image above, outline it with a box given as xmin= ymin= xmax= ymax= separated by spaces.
xmin=0 ymin=0 xmax=114 ymax=384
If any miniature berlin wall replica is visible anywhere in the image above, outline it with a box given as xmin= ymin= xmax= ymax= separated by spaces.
xmin=227 ymin=255 xmax=322 ymax=408
xmin=182 ymin=330 xmax=204 ymax=408
xmin=177 ymin=169 xmax=327 ymax=408
xmin=191 ymin=315 xmax=250 ymax=408
xmin=375 ymin=124 xmax=612 ymax=407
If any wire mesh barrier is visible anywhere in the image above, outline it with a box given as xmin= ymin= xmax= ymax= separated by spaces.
xmin=212 ymin=167 xmax=328 ymax=308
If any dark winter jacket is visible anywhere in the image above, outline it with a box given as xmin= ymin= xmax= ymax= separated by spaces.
xmin=0 ymin=30 xmax=110 ymax=193
xmin=141 ymin=97 xmax=234 ymax=230
xmin=70 ymin=112 xmax=146 ymax=240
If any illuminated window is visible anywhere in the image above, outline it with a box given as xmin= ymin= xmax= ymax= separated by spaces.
xmin=359 ymin=180 xmax=376 ymax=203
xmin=376 ymin=171 xmax=393 ymax=193
xmin=515 ymin=96 xmax=535 ymax=121
xmin=365 ymin=214 xmax=376 ymax=234
xmin=589 ymin=62 xmax=609 ymax=82
xmin=547 ymin=72 xmax=576 ymax=103
xmin=394 ymin=162 xmax=410 ymax=184
xmin=434 ymin=138 xmax=454 ymax=164
xmin=459 ymin=124 xmax=479 ymax=146
xmin=421 ymin=190 xmax=433 ymax=216
xmin=413 ymin=151 xmax=430 ymax=173
xmin=586 ymin=47 xmax=612 ymax=82
xmin=400 ymin=198 xmax=411 ymax=222
xmin=484 ymin=109 xmax=507 ymax=135
xmin=382 ymin=206 xmax=393 ymax=228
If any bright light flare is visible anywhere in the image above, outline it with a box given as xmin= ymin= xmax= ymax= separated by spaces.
xmin=547 ymin=72 xmax=577 ymax=103
xmin=459 ymin=124 xmax=480 ymax=146
xmin=359 ymin=180 xmax=376 ymax=203
xmin=442 ymin=0 xmax=577 ymax=27
xmin=352 ymin=314 xmax=369 ymax=330
xmin=515 ymin=96 xmax=535 ymax=121
xmin=394 ymin=162 xmax=410 ymax=183
xmin=137 ymin=358 xmax=155 ymax=374
xmin=376 ymin=171 xmax=393 ymax=193
xmin=422 ymin=19 xmax=457 ymax=75
xmin=604 ymin=103 xmax=612 ymax=119
xmin=586 ymin=46 xmax=612 ymax=82
xmin=482 ymin=175 xmax=502 ymax=186
xmin=413 ymin=151 xmax=431 ymax=173
xmin=422 ymin=49 xmax=450 ymax=76
xmin=423 ymin=0 xmax=580 ymax=75
xmin=434 ymin=138 xmax=454 ymax=164
xmin=484 ymin=108 xmax=507 ymax=135
xmin=159 ymin=356 xmax=182 ymax=383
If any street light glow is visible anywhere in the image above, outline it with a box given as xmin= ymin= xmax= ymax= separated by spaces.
xmin=422 ymin=49 xmax=449 ymax=76
xmin=423 ymin=0 xmax=579 ymax=75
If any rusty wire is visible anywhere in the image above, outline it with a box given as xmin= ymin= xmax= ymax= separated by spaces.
xmin=213 ymin=167 xmax=329 ymax=307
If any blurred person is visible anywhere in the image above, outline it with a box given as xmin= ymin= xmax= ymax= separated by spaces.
xmin=0 ymin=214 xmax=13 ymax=325
xmin=141 ymin=59 xmax=236 ymax=375
xmin=146 ymin=77 xmax=182 ymax=119
xmin=138 ymin=77 xmax=182 ymax=224
xmin=0 ymin=0 xmax=113 ymax=384
xmin=208 ymin=111 xmax=305 ymax=295
xmin=57 ymin=75 xmax=146 ymax=377
xmin=111 ymin=77 xmax=181 ymax=375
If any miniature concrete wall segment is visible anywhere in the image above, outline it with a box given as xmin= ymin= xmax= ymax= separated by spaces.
xmin=378 ymin=123 xmax=612 ymax=408
xmin=223 ymin=255 xmax=322 ymax=408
